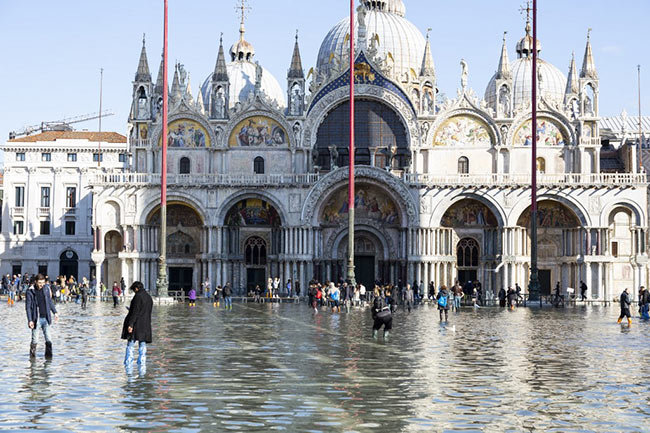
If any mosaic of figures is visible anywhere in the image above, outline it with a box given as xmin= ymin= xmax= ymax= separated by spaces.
xmin=148 ymin=204 xmax=203 ymax=227
xmin=228 ymin=116 xmax=288 ymax=147
xmin=441 ymin=199 xmax=498 ymax=227
xmin=433 ymin=116 xmax=492 ymax=147
xmin=226 ymin=199 xmax=282 ymax=227
xmin=517 ymin=201 xmax=579 ymax=228
xmin=159 ymin=119 xmax=210 ymax=148
xmin=321 ymin=185 xmax=400 ymax=225
xmin=514 ymin=118 xmax=566 ymax=146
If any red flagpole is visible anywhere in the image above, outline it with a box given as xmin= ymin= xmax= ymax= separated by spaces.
xmin=347 ymin=0 xmax=356 ymax=285
xmin=156 ymin=0 xmax=170 ymax=297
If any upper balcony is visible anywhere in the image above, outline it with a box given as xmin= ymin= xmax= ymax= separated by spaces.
xmin=88 ymin=170 xmax=648 ymax=189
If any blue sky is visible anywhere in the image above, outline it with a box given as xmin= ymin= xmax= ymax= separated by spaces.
xmin=0 ymin=0 xmax=648 ymax=151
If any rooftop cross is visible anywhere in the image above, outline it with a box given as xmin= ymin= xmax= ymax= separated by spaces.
xmin=235 ymin=0 xmax=251 ymax=28
xmin=519 ymin=1 xmax=532 ymax=34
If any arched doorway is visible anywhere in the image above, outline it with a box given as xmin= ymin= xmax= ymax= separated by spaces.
xmin=517 ymin=200 xmax=581 ymax=295
xmin=244 ymin=236 xmax=267 ymax=293
xmin=147 ymin=203 xmax=203 ymax=295
xmin=104 ymin=231 xmax=123 ymax=287
xmin=441 ymin=198 xmax=499 ymax=291
xmin=59 ymin=249 xmax=79 ymax=280
xmin=335 ymin=232 xmax=386 ymax=290
xmin=456 ymin=238 xmax=479 ymax=290
xmin=224 ymin=198 xmax=281 ymax=293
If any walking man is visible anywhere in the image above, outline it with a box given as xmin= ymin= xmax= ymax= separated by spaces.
xmin=617 ymin=287 xmax=632 ymax=326
xmin=223 ymin=282 xmax=233 ymax=310
xmin=121 ymin=281 xmax=153 ymax=367
xmin=580 ymin=280 xmax=588 ymax=301
xmin=25 ymin=274 xmax=59 ymax=358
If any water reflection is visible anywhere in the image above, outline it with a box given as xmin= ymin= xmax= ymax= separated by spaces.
xmin=0 ymin=301 xmax=649 ymax=431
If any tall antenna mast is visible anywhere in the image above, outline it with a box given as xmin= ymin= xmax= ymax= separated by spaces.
xmin=98 ymin=68 xmax=103 ymax=167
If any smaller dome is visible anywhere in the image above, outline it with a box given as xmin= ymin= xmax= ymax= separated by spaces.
xmin=516 ymin=22 xmax=541 ymax=58
xmin=230 ymin=38 xmax=255 ymax=62
xmin=362 ymin=0 xmax=406 ymax=17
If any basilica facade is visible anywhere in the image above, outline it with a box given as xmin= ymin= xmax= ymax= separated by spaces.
xmin=16 ymin=0 xmax=648 ymax=299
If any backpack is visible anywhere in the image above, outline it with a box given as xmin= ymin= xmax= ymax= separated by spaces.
xmin=437 ymin=293 xmax=448 ymax=308
xmin=316 ymin=289 xmax=322 ymax=299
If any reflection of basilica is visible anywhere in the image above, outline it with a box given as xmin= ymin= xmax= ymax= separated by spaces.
xmin=81 ymin=0 xmax=648 ymax=299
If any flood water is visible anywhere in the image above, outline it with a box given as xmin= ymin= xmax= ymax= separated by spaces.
xmin=1 ymin=299 xmax=649 ymax=432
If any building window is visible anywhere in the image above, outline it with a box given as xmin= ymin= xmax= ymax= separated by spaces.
xmin=13 ymin=220 xmax=24 ymax=235
xmin=253 ymin=156 xmax=265 ymax=174
xmin=40 ymin=187 xmax=50 ymax=207
xmin=66 ymin=187 xmax=77 ymax=208
xmin=458 ymin=156 xmax=469 ymax=174
xmin=536 ymin=157 xmax=546 ymax=173
xmin=179 ymin=157 xmax=191 ymax=174
xmin=67 ymin=153 xmax=77 ymax=162
xmin=93 ymin=153 xmax=103 ymax=162
xmin=65 ymin=221 xmax=76 ymax=235
xmin=40 ymin=220 xmax=50 ymax=235
xmin=612 ymin=241 xmax=618 ymax=258
xmin=41 ymin=152 xmax=51 ymax=162
xmin=15 ymin=186 xmax=25 ymax=207
xmin=119 ymin=153 xmax=128 ymax=163
xmin=16 ymin=153 xmax=25 ymax=161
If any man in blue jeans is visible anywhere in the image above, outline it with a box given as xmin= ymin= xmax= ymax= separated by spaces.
xmin=223 ymin=282 xmax=233 ymax=310
xmin=25 ymin=274 xmax=59 ymax=358
xmin=121 ymin=281 xmax=153 ymax=367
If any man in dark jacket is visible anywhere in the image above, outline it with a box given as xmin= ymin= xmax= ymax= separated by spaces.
xmin=498 ymin=287 xmax=507 ymax=307
xmin=25 ymin=274 xmax=58 ymax=358
xmin=121 ymin=281 xmax=153 ymax=366
xmin=639 ymin=286 xmax=650 ymax=320
xmin=371 ymin=291 xmax=392 ymax=338
xmin=617 ymin=288 xmax=632 ymax=326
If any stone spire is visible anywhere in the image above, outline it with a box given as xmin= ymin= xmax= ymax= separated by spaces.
xmin=196 ymin=88 xmax=205 ymax=114
xmin=565 ymin=51 xmax=579 ymax=95
xmin=135 ymin=34 xmax=151 ymax=82
xmin=214 ymin=34 xmax=229 ymax=81
xmin=154 ymin=52 xmax=165 ymax=95
xmin=419 ymin=29 xmax=435 ymax=77
xmin=170 ymin=64 xmax=182 ymax=103
xmin=496 ymin=32 xmax=511 ymax=80
xmin=288 ymin=31 xmax=304 ymax=79
xmin=580 ymin=28 xmax=598 ymax=79
xmin=185 ymin=73 xmax=194 ymax=105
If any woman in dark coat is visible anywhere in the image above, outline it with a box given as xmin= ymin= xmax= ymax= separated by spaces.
xmin=121 ymin=281 xmax=153 ymax=366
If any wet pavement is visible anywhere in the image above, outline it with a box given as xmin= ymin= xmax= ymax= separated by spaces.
xmin=1 ymin=299 xmax=649 ymax=432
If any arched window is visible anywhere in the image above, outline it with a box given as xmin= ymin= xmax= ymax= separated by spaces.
xmin=457 ymin=238 xmax=479 ymax=267
xmin=245 ymin=237 xmax=267 ymax=265
xmin=458 ymin=156 xmax=469 ymax=174
xmin=179 ymin=157 xmax=190 ymax=174
xmin=536 ymin=157 xmax=546 ymax=173
xmin=316 ymin=100 xmax=408 ymax=170
xmin=254 ymin=156 xmax=265 ymax=174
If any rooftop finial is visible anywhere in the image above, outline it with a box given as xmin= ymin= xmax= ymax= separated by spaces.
xmin=142 ymin=33 xmax=146 ymax=47
xmin=235 ymin=0 xmax=251 ymax=40
xmin=503 ymin=30 xmax=507 ymax=43
xmin=519 ymin=1 xmax=531 ymax=35
xmin=427 ymin=28 xmax=432 ymax=39
xmin=587 ymin=27 xmax=592 ymax=41
xmin=220 ymin=32 xmax=223 ymax=45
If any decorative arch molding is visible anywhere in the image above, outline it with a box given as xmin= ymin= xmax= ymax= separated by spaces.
xmin=150 ymin=110 xmax=217 ymax=149
xmin=508 ymin=193 xmax=591 ymax=227
xmin=301 ymin=166 xmax=418 ymax=226
xmin=223 ymin=108 xmax=296 ymax=149
xmin=427 ymin=108 xmax=501 ymax=148
xmin=139 ymin=192 xmax=208 ymax=226
xmin=216 ymin=190 xmax=289 ymax=227
xmin=508 ymin=110 xmax=576 ymax=147
xmin=429 ymin=192 xmax=506 ymax=228
xmin=57 ymin=246 xmax=79 ymax=260
xmin=303 ymin=86 xmax=419 ymax=151
xmin=325 ymin=223 xmax=395 ymax=261
xmin=94 ymin=196 xmax=125 ymax=228
xmin=600 ymin=199 xmax=646 ymax=227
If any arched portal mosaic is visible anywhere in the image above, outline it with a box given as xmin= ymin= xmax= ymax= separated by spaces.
xmin=433 ymin=116 xmax=492 ymax=147
xmin=321 ymin=184 xmax=400 ymax=226
xmin=517 ymin=200 xmax=579 ymax=228
xmin=441 ymin=199 xmax=498 ymax=227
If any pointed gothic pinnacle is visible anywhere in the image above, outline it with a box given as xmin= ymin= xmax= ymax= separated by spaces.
xmin=154 ymin=52 xmax=164 ymax=95
xmin=496 ymin=31 xmax=511 ymax=80
xmin=135 ymin=35 xmax=151 ymax=82
xmin=288 ymin=30 xmax=304 ymax=79
xmin=580 ymin=28 xmax=598 ymax=79
xmin=420 ymin=29 xmax=435 ymax=77
xmin=565 ymin=51 xmax=579 ymax=95
xmin=214 ymin=33 xmax=229 ymax=82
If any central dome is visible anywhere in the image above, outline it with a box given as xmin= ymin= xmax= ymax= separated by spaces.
xmin=316 ymin=0 xmax=426 ymax=81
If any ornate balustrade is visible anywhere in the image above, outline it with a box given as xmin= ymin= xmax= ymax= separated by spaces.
xmin=88 ymin=170 xmax=647 ymax=188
